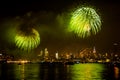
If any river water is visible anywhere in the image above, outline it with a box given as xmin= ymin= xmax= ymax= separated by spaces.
xmin=0 ymin=63 xmax=120 ymax=80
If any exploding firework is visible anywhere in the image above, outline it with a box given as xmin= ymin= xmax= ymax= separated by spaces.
xmin=69 ymin=7 xmax=101 ymax=38
xmin=15 ymin=28 xmax=40 ymax=51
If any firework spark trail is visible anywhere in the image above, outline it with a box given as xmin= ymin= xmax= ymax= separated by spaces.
xmin=69 ymin=7 xmax=101 ymax=38
xmin=15 ymin=28 xmax=40 ymax=51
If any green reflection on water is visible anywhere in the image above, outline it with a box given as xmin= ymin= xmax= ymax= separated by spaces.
xmin=12 ymin=63 xmax=105 ymax=80
xmin=70 ymin=63 xmax=105 ymax=80
xmin=14 ymin=64 xmax=40 ymax=80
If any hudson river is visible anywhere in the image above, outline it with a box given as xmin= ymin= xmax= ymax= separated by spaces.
xmin=0 ymin=63 xmax=120 ymax=80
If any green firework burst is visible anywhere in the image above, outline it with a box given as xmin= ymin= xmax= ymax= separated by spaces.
xmin=15 ymin=28 xmax=40 ymax=51
xmin=69 ymin=7 xmax=101 ymax=38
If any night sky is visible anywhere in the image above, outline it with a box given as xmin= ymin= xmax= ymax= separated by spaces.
xmin=0 ymin=0 xmax=120 ymax=55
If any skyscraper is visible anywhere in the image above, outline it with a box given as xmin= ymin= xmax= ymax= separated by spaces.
xmin=93 ymin=46 xmax=96 ymax=54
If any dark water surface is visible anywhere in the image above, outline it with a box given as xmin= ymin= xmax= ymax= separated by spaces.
xmin=0 ymin=63 xmax=120 ymax=80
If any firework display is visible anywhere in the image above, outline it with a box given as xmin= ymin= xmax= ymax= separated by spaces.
xmin=69 ymin=7 xmax=101 ymax=38
xmin=15 ymin=28 xmax=40 ymax=51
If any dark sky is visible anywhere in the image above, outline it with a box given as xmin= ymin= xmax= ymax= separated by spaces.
xmin=0 ymin=0 xmax=120 ymax=54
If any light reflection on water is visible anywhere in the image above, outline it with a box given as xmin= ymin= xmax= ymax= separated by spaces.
xmin=114 ymin=66 xmax=119 ymax=79
xmin=15 ymin=64 xmax=40 ymax=80
xmin=0 ymin=63 xmax=120 ymax=80
xmin=69 ymin=63 xmax=105 ymax=80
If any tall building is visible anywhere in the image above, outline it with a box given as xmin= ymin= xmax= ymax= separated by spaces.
xmin=44 ymin=48 xmax=49 ymax=57
xmin=93 ymin=46 xmax=96 ymax=54
xmin=55 ymin=52 xmax=58 ymax=59
xmin=38 ymin=50 xmax=43 ymax=57
xmin=113 ymin=43 xmax=118 ymax=54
